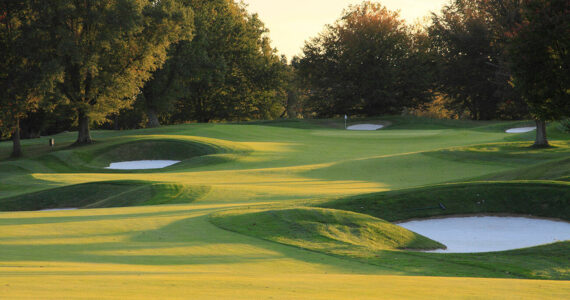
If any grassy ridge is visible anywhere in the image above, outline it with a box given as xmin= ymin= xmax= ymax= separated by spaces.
xmin=211 ymin=207 xmax=445 ymax=252
xmin=211 ymin=206 xmax=570 ymax=280
xmin=318 ymin=181 xmax=570 ymax=222
xmin=0 ymin=181 xmax=210 ymax=211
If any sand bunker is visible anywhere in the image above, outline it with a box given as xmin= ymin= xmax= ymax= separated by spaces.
xmin=39 ymin=208 xmax=78 ymax=211
xmin=506 ymin=127 xmax=536 ymax=133
xmin=105 ymin=160 xmax=180 ymax=170
xmin=398 ymin=216 xmax=570 ymax=253
xmin=347 ymin=124 xmax=384 ymax=131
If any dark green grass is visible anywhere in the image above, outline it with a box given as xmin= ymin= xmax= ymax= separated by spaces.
xmin=477 ymin=158 xmax=570 ymax=181
xmin=0 ymin=180 xmax=210 ymax=211
xmin=318 ymin=181 xmax=569 ymax=222
xmin=424 ymin=141 xmax=570 ymax=167
xmin=1 ymin=137 xmax=247 ymax=175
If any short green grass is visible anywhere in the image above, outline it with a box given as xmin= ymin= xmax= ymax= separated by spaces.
xmin=0 ymin=116 xmax=569 ymax=298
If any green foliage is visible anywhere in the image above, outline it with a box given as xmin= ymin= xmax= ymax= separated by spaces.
xmin=506 ymin=0 xmax=570 ymax=122
xmin=0 ymin=1 xmax=59 ymax=156
xmin=31 ymin=0 xmax=193 ymax=143
xmin=299 ymin=1 xmax=434 ymax=117
xmin=559 ymin=118 xmax=570 ymax=133
xmin=501 ymin=0 xmax=569 ymax=146
xmin=151 ymin=0 xmax=287 ymax=124
xmin=428 ymin=0 xmax=526 ymax=120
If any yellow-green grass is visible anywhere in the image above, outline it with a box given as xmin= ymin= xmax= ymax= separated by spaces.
xmin=0 ymin=116 xmax=569 ymax=298
xmin=1 ymin=204 xmax=569 ymax=299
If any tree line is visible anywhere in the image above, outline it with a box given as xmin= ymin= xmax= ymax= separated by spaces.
xmin=1 ymin=0 xmax=568 ymax=158
xmin=298 ymin=0 xmax=568 ymax=146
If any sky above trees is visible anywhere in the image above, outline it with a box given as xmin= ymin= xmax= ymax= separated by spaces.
xmin=243 ymin=0 xmax=447 ymax=58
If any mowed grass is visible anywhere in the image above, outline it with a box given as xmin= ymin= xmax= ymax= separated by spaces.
xmin=0 ymin=117 xmax=569 ymax=298
xmin=211 ymin=207 xmax=446 ymax=252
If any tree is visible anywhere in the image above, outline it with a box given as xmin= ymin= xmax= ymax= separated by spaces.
xmin=138 ymin=39 xmax=192 ymax=128
xmin=429 ymin=0 xmax=524 ymax=120
xmin=32 ymin=0 xmax=193 ymax=144
xmin=0 ymin=1 xmax=57 ymax=157
xmin=299 ymin=1 xmax=432 ymax=117
xmin=505 ymin=0 xmax=569 ymax=147
xmin=163 ymin=0 xmax=285 ymax=124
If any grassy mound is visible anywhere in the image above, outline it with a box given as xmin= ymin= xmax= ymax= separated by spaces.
xmin=0 ymin=180 xmax=210 ymax=211
xmin=92 ymin=140 xmax=215 ymax=165
xmin=211 ymin=207 xmax=445 ymax=253
xmin=21 ymin=136 xmax=250 ymax=173
xmin=318 ymin=181 xmax=570 ymax=222
xmin=211 ymin=205 xmax=570 ymax=280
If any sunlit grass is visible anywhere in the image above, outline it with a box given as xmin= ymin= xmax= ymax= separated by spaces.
xmin=0 ymin=117 xmax=569 ymax=298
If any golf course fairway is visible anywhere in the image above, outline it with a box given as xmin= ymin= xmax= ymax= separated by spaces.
xmin=0 ymin=117 xmax=568 ymax=299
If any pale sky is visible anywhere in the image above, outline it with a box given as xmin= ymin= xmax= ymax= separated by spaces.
xmin=243 ymin=0 xmax=449 ymax=59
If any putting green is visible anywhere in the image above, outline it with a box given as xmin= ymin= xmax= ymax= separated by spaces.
xmin=0 ymin=117 xmax=568 ymax=298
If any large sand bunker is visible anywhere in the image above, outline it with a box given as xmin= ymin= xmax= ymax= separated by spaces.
xmin=347 ymin=124 xmax=384 ymax=131
xmin=398 ymin=216 xmax=570 ymax=253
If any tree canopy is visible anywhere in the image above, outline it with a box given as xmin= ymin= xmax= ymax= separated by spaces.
xmin=505 ymin=0 xmax=569 ymax=146
xmin=33 ymin=0 xmax=193 ymax=143
xmin=0 ymin=1 xmax=58 ymax=156
xmin=299 ymin=2 xmax=434 ymax=117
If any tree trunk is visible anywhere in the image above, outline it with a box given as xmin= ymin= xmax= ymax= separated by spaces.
xmin=113 ymin=114 xmax=119 ymax=131
xmin=286 ymin=90 xmax=298 ymax=119
xmin=533 ymin=119 xmax=549 ymax=147
xmin=146 ymin=108 xmax=161 ymax=128
xmin=11 ymin=117 xmax=22 ymax=158
xmin=76 ymin=112 xmax=93 ymax=144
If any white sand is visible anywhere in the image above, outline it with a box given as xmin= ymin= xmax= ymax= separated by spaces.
xmin=347 ymin=124 xmax=384 ymax=131
xmin=398 ymin=216 xmax=570 ymax=253
xmin=506 ymin=127 xmax=536 ymax=133
xmin=105 ymin=160 xmax=180 ymax=170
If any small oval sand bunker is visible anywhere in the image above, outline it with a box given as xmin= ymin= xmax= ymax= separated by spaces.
xmin=399 ymin=216 xmax=570 ymax=253
xmin=347 ymin=124 xmax=384 ymax=131
xmin=106 ymin=160 xmax=180 ymax=170
xmin=506 ymin=127 xmax=536 ymax=133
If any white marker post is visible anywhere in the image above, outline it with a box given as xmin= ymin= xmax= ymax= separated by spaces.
xmin=344 ymin=114 xmax=347 ymax=129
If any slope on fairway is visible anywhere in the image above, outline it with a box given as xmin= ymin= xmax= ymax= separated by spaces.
xmin=0 ymin=117 xmax=569 ymax=298
xmin=0 ymin=180 xmax=210 ymax=211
